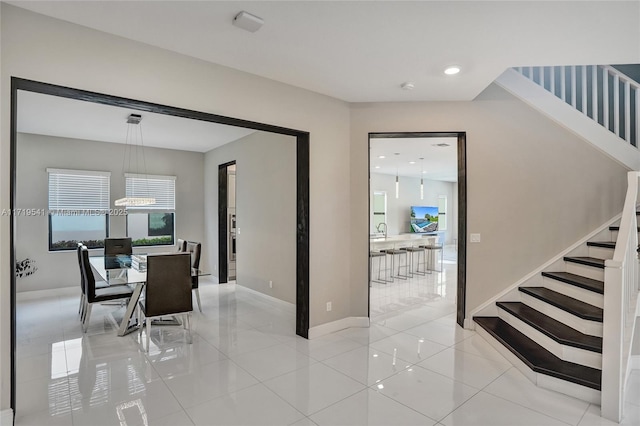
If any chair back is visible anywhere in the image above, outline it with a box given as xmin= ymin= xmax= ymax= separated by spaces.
xmin=77 ymin=243 xmax=85 ymax=295
xmin=176 ymin=239 xmax=187 ymax=252
xmin=80 ymin=246 xmax=97 ymax=300
xmin=144 ymin=253 xmax=193 ymax=317
xmin=104 ymin=237 xmax=132 ymax=255
xmin=185 ymin=241 xmax=201 ymax=270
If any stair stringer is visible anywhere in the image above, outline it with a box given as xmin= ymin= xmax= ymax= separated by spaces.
xmin=469 ymin=215 xmax=619 ymax=325
xmin=494 ymin=68 xmax=640 ymax=171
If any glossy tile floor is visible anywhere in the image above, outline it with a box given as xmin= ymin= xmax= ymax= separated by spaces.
xmin=15 ymin=248 xmax=640 ymax=425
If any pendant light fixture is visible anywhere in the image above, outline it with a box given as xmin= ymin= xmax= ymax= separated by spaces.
xmin=419 ymin=158 xmax=424 ymax=200
xmin=115 ymin=114 xmax=156 ymax=207
xmin=394 ymin=153 xmax=400 ymax=199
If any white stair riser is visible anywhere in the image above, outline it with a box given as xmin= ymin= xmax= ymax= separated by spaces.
xmin=565 ymin=262 xmax=604 ymax=281
xmin=498 ymin=308 xmax=602 ymax=369
xmin=476 ymin=326 xmax=601 ymax=404
xmin=520 ymin=292 xmax=603 ymax=337
xmin=587 ymin=246 xmax=613 ymax=259
xmin=537 ymin=373 xmax=601 ymax=405
xmin=541 ymin=277 xmax=603 ymax=309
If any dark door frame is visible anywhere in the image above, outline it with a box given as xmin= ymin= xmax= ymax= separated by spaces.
xmin=9 ymin=77 xmax=310 ymax=412
xmin=368 ymin=132 xmax=467 ymax=327
xmin=218 ymin=160 xmax=236 ymax=283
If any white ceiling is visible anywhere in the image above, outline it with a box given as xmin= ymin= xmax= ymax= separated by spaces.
xmin=370 ymin=137 xmax=458 ymax=182
xmin=17 ymin=91 xmax=256 ymax=152
xmin=8 ymin=1 xmax=640 ymax=102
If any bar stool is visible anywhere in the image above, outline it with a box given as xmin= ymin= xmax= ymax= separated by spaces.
xmin=420 ymin=244 xmax=444 ymax=272
xmin=369 ymin=251 xmax=387 ymax=286
xmin=399 ymin=244 xmax=427 ymax=276
xmin=381 ymin=247 xmax=409 ymax=280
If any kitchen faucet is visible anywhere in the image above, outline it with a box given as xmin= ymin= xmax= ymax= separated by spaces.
xmin=376 ymin=222 xmax=387 ymax=238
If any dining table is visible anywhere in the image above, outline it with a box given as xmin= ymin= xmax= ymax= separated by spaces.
xmin=89 ymin=254 xmax=207 ymax=336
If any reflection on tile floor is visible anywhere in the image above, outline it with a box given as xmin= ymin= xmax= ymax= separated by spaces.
xmin=14 ymin=250 xmax=640 ymax=425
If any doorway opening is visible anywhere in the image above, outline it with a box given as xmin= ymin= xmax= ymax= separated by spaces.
xmin=218 ymin=161 xmax=236 ymax=283
xmin=9 ymin=77 xmax=310 ymax=412
xmin=368 ymin=132 xmax=467 ymax=327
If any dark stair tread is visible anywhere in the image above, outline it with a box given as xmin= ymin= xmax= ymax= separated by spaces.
xmin=541 ymin=271 xmax=604 ymax=294
xmin=497 ymin=302 xmax=602 ymax=353
xmin=519 ymin=287 xmax=603 ymax=322
xmin=474 ymin=316 xmax=601 ymax=390
xmin=586 ymin=241 xmax=615 ymax=249
xmin=563 ymin=256 xmax=605 ymax=269
xmin=609 ymin=226 xmax=640 ymax=232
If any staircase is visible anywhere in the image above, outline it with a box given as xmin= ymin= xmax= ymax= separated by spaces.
xmin=473 ymin=205 xmax=640 ymax=419
xmin=474 ymin=237 xmax=614 ymax=403
xmin=486 ymin=65 xmax=640 ymax=422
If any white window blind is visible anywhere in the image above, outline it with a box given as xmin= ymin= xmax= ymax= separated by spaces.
xmin=125 ymin=173 xmax=176 ymax=211
xmin=47 ymin=168 xmax=111 ymax=212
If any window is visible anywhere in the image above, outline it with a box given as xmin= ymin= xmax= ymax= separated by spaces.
xmin=48 ymin=168 xmax=110 ymax=251
xmin=124 ymin=174 xmax=176 ymax=247
xmin=372 ymin=191 xmax=387 ymax=233
xmin=438 ymin=195 xmax=447 ymax=231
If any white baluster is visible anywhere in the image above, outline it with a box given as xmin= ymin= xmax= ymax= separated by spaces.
xmin=581 ymin=66 xmax=588 ymax=114
xmin=625 ymin=81 xmax=631 ymax=143
xmin=604 ymin=68 xmax=610 ymax=130
xmin=636 ymin=87 xmax=639 ymax=147
xmin=561 ymin=66 xmax=566 ymax=102
xmin=571 ymin=66 xmax=577 ymax=108
xmin=540 ymin=66 xmax=545 ymax=90
xmin=614 ymin=74 xmax=620 ymax=137
xmin=550 ymin=66 xmax=556 ymax=96
xmin=592 ymin=65 xmax=598 ymax=122
xmin=528 ymin=66 xmax=533 ymax=79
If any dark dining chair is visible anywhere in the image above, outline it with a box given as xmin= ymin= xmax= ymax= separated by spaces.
xmin=80 ymin=245 xmax=134 ymax=332
xmin=176 ymin=239 xmax=187 ymax=252
xmin=185 ymin=241 xmax=202 ymax=312
xmin=77 ymin=243 xmax=109 ymax=321
xmin=137 ymin=253 xmax=193 ymax=352
xmin=77 ymin=243 xmax=86 ymax=318
xmin=104 ymin=237 xmax=132 ymax=256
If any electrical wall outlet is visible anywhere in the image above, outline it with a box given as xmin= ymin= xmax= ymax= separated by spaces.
xmin=326 ymin=301 xmax=332 ymax=311
xmin=269 ymin=280 xmax=273 ymax=289
xmin=470 ymin=233 xmax=481 ymax=243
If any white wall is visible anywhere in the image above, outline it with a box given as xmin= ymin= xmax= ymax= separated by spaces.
xmin=204 ymin=131 xmax=296 ymax=304
xmin=369 ymin=172 xmax=455 ymax=244
xmin=350 ymin=83 xmax=630 ymax=323
xmin=15 ymin=133 xmax=205 ymax=293
xmin=1 ymin=4 xmax=351 ymax=410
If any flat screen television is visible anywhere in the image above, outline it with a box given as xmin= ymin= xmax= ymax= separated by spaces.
xmin=410 ymin=206 xmax=439 ymax=233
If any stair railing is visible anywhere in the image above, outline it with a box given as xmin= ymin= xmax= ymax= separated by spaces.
xmin=514 ymin=66 xmax=639 ymax=148
xmin=602 ymin=171 xmax=640 ymax=422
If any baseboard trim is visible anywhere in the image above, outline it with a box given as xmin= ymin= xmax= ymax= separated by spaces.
xmin=0 ymin=408 xmax=13 ymax=426
xmin=470 ymin=214 xmax=620 ymax=319
xmin=308 ymin=317 xmax=370 ymax=339
xmin=16 ymin=285 xmax=76 ymax=301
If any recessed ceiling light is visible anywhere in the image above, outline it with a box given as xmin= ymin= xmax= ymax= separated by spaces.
xmin=400 ymin=82 xmax=415 ymax=90
xmin=378 ymin=155 xmax=385 ymax=159
xmin=375 ymin=166 xmax=380 ymax=169
xmin=444 ymin=65 xmax=461 ymax=75
xmin=409 ymin=161 xmax=416 ymax=164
